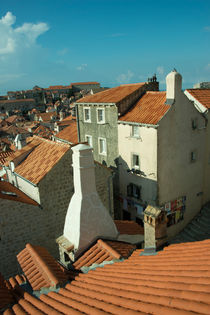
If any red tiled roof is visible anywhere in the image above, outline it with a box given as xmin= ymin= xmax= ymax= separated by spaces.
xmin=186 ymin=89 xmax=210 ymax=109
xmin=0 ymin=273 xmax=14 ymax=310
xmin=5 ymin=274 xmax=26 ymax=291
xmin=0 ymin=181 xmax=38 ymax=205
xmin=73 ymin=239 xmax=136 ymax=270
xmin=14 ymin=138 xmax=70 ymax=184
xmin=4 ymin=239 xmax=210 ymax=315
xmin=119 ymin=91 xmax=170 ymax=125
xmin=55 ymin=121 xmax=78 ymax=144
xmin=62 ymin=114 xmax=76 ymax=121
xmin=17 ymin=244 xmax=69 ymax=291
xmin=37 ymin=112 xmax=57 ymax=122
xmin=71 ymin=82 xmax=99 ymax=86
xmin=0 ymin=151 xmax=14 ymax=164
xmin=33 ymin=125 xmax=54 ymax=139
xmin=76 ymin=83 xmax=145 ymax=104
xmin=115 ymin=220 xmax=144 ymax=235
xmin=0 ymin=99 xmax=35 ymax=104
xmin=5 ymin=116 xmax=18 ymax=124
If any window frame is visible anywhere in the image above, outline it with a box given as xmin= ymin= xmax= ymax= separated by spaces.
xmin=98 ymin=137 xmax=107 ymax=155
xmin=85 ymin=134 xmax=93 ymax=147
xmin=131 ymin=125 xmax=140 ymax=138
xmin=190 ymin=151 xmax=197 ymax=162
xmin=131 ymin=153 xmax=140 ymax=170
xmin=97 ymin=108 xmax=105 ymax=124
xmin=127 ymin=183 xmax=141 ymax=200
xmin=83 ymin=107 xmax=91 ymax=123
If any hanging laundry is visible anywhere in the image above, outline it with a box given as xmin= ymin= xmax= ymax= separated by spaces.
xmin=177 ymin=198 xmax=183 ymax=208
xmin=171 ymin=200 xmax=177 ymax=212
xmin=165 ymin=202 xmax=171 ymax=213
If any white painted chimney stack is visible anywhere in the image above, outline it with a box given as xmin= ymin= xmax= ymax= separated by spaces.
xmin=166 ymin=69 xmax=182 ymax=101
xmin=63 ymin=144 xmax=118 ymax=253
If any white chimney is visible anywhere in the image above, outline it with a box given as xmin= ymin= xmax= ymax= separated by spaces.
xmin=166 ymin=69 xmax=182 ymax=101
xmin=14 ymin=134 xmax=26 ymax=150
xmin=63 ymin=144 xmax=118 ymax=253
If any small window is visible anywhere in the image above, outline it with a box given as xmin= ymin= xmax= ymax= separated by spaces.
xmin=132 ymin=154 xmax=140 ymax=170
xmin=127 ymin=183 xmax=141 ymax=199
xmin=191 ymin=151 xmax=196 ymax=162
xmin=192 ymin=118 xmax=197 ymax=130
xmin=84 ymin=107 xmax=91 ymax=122
xmin=99 ymin=137 xmax=106 ymax=155
xmin=132 ymin=125 xmax=139 ymax=137
xmin=97 ymin=108 xmax=105 ymax=124
xmin=85 ymin=135 xmax=92 ymax=147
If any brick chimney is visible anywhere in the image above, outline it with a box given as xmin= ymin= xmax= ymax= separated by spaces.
xmin=166 ymin=69 xmax=182 ymax=104
xmin=63 ymin=144 xmax=118 ymax=256
xmin=141 ymin=205 xmax=167 ymax=255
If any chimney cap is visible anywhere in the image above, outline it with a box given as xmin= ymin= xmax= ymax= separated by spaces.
xmin=72 ymin=143 xmax=92 ymax=152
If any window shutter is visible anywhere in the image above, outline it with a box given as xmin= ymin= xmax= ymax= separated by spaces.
xmin=136 ymin=186 xmax=141 ymax=199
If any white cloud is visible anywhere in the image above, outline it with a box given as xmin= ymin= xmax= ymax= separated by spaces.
xmin=77 ymin=63 xmax=87 ymax=71
xmin=1 ymin=12 xmax=16 ymax=26
xmin=0 ymin=73 xmax=26 ymax=84
xmin=0 ymin=11 xmax=49 ymax=55
xmin=156 ymin=66 xmax=164 ymax=75
xmin=116 ymin=70 xmax=134 ymax=84
xmin=15 ymin=22 xmax=49 ymax=44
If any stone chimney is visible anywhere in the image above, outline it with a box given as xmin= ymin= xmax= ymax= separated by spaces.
xmin=14 ymin=134 xmax=26 ymax=150
xmin=141 ymin=205 xmax=167 ymax=255
xmin=166 ymin=69 xmax=182 ymax=104
xmin=62 ymin=144 xmax=118 ymax=257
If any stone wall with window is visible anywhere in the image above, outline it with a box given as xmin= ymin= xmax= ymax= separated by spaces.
xmin=78 ymin=104 xmax=119 ymax=169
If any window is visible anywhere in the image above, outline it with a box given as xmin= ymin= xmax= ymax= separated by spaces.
xmin=84 ymin=107 xmax=91 ymax=122
xmin=98 ymin=137 xmax=106 ymax=155
xmin=127 ymin=183 xmax=141 ymax=199
xmin=97 ymin=108 xmax=105 ymax=123
xmin=191 ymin=151 xmax=196 ymax=162
xmin=132 ymin=154 xmax=140 ymax=170
xmin=131 ymin=125 xmax=140 ymax=137
xmin=192 ymin=118 xmax=197 ymax=130
xmin=85 ymin=135 xmax=92 ymax=147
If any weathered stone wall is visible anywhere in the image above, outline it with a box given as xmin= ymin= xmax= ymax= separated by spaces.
xmin=78 ymin=104 xmax=119 ymax=169
xmin=0 ymin=149 xmax=114 ymax=278
xmin=0 ymin=199 xmax=56 ymax=279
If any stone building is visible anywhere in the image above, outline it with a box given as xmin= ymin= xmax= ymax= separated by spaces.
xmin=0 ymin=137 xmax=114 ymax=277
xmin=118 ymin=70 xmax=209 ymax=239
xmin=76 ymin=80 xmax=158 ymax=169
xmin=0 ymin=99 xmax=36 ymax=113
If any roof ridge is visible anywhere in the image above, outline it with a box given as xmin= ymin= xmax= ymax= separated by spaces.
xmin=97 ymin=239 xmax=121 ymax=260
xmin=25 ymin=244 xmax=60 ymax=287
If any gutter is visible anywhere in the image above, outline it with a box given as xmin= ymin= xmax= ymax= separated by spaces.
xmin=118 ymin=120 xmax=158 ymax=128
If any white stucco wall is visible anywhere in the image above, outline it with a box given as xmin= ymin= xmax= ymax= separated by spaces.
xmin=118 ymin=123 xmax=158 ymax=206
xmin=5 ymin=168 xmax=40 ymax=203
xmin=158 ymin=87 xmax=207 ymax=238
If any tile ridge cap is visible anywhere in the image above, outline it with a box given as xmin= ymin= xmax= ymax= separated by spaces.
xmin=26 ymin=244 xmax=60 ymax=287
xmin=97 ymin=239 xmax=121 ymax=260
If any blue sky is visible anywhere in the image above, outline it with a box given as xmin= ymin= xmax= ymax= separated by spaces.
xmin=0 ymin=0 xmax=209 ymax=94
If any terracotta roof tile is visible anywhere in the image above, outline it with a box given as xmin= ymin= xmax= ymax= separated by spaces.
xmin=73 ymin=239 xmax=136 ymax=270
xmin=0 ymin=99 xmax=35 ymax=104
xmin=55 ymin=121 xmax=78 ymax=144
xmin=185 ymin=89 xmax=210 ymax=109
xmin=17 ymin=244 xmax=69 ymax=291
xmin=119 ymin=91 xmax=170 ymax=125
xmin=115 ymin=220 xmax=144 ymax=235
xmin=33 ymin=125 xmax=54 ymax=139
xmin=0 ymin=181 xmax=38 ymax=205
xmin=13 ymin=138 xmax=70 ymax=184
xmin=0 ymin=273 xmax=14 ymax=310
xmin=71 ymin=82 xmax=99 ymax=86
xmin=76 ymin=83 xmax=145 ymax=104
xmin=0 ymin=151 xmax=15 ymax=164
xmin=4 ymin=239 xmax=210 ymax=314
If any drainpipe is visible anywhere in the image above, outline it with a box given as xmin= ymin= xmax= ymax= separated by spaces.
xmin=76 ymin=104 xmax=81 ymax=142
xmin=107 ymin=171 xmax=115 ymax=218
